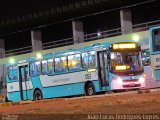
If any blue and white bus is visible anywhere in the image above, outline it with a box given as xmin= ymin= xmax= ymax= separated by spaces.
xmin=149 ymin=26 xmax=160 ymax=86
xmin=6 ymin=42 xmax=145 ymax=101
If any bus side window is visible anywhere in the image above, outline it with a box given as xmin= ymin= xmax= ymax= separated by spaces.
xmin=55 ymin=57 xmax=67 ymax=72
xmin=68 ymin=54 xmax=81 ymax=70
xmin=35 ymin=61 xmax=41 ymax=75
xmin=8 ymin=66 xmax=18 ymax=80
xmin=8 ymin=67 xmax=13 ymax=80
xmin=55 ymin=58 xmax=61 ymax=72
xmin=82 ymin=52 xmax=89 ymax=68
xmin=30 ymin=61 xmax=41 ymax=76
xmin=153 ymin=30 xmax=160 ymax=52
xmin=47 ymin=59 xmax=54 ymax=74
xmin=61 ymin=57 xmax=67 ymax=72
xmin=82 ymin=51 xmax=95 ymax=68
xmin=30 ymin=62 xmax=35 ymax=76
xmin=88 ymin=51 xmax=96 ymax=67
xmin=42 ymin=60 xmax=47 ymax=75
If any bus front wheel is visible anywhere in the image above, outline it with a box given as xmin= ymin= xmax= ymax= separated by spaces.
xmin=85 ymin=83 xmax=95 ymax=96
xmin=33 ymin=90 xmax=43 ymax=100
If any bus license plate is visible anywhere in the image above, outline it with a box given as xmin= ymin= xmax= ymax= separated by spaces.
xmin=129 ymin=83 xmax=136 ymax=87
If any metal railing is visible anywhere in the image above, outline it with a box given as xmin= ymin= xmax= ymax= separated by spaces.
xmin=133 ymin=20 xmax=160 ymax=32
xmin=84 ymin=28 xmax=122 ymax=42
xmin=5 ymin=46 xmax=33 ymax=57
xmin=43 ymin=37 xmax=74 ymax=50
xmin=4 ymin=19 xmax=160 ymax=57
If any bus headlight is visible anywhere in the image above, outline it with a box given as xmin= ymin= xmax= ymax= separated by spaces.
xmin=139 ymin=77 xmax=145 ymax=83
xmin=117 ymin=78 xmax=122 ymax=84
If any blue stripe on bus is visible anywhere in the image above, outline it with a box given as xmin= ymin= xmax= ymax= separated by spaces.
xmin=8 ymin=90 xmax=33 ymax=101
xmin=8 ymin=80 xmax=101 ymax=102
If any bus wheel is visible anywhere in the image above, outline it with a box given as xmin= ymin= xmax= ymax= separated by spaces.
xmin=86 ymin=83 xmax=95 ymax=96
xmin=3 ymin=96 xmax=9 ymax=102
xmin=34 ymin=90 xmax=43 ymax=100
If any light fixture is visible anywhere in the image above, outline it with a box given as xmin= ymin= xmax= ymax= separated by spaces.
xmin=36 ymin=53 xmax=42 ymax=59
xmin=97 ymin=32 xmax=101 ymax=36
xmin=9 ymin=58 xmax=15 ymax=64
xmin=132 ymin=34 xmax=140 ymax=42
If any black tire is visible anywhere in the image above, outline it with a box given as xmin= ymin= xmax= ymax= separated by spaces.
xmin=33 ymin=90 xmax=43 ymax=100
xmin=86 ymin=83 xmax=95 ymax=96
xmin=106 ymin=90 xmax=113 ymax=94
xmin=4 ymin=96 xmax=9 ymax=102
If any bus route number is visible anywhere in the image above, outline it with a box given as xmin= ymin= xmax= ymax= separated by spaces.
xmin=156 ymin=57 xmax=160 ymax=62
xmin=85 ymin=74 xmax=91 ymax=79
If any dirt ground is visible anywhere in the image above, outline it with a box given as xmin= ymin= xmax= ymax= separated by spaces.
xmin=0 ymin=91 xmax=160 ymax=120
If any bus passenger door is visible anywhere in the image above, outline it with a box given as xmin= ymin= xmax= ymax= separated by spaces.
xmin=97 ymin=51 xmax=109 ymax=89
xmin=19 ymin=65 xmax=29 ymax=100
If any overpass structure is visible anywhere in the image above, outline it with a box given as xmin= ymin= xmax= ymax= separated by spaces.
xmin=0 ymin=0 xmax=159 ymax=58
xmin=0 ymin=30 xmax=149 ymax=65
xmin=0 ymin=0 xmax=159 ymax=80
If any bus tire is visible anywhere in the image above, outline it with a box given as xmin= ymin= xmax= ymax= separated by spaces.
xmin=3 ymin=96 xmax=9 ymax=102
xmin=33 ymin=90 xmax=43 ymax=100
xmin=86 ymin=83 xmax=95 ymax=96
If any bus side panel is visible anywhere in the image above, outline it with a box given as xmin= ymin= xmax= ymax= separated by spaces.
xmin=39 ymin=71 xmax=100 ymax=97
xmin=8 ymin=92 xmax=21 ymax=101
xmin=42 ymin=80 xmax=101 ymax=98
xmin=69 ymin=82 xmax=84 ymax=96
xmin=22 ymin=90 xmax=32 ymax=100
xmin=144 ymin=66 xmax=160 ymax=88
xmin=54 ymin=85 xmax=69 ymax=97
xmin=68 ymin=80 xmax=101 ymax=96
xmin=155 ymin=69 xmax=160 ymax=80
xmin=7 ymin=81 xmax=21 ymax=102
xmin=7 ymin=80 xmax=34 ymax=101
xmin=93 ymin=80 xmax=101 ymax=92
xmin=42 ymin=87 xmax=55 ymax=98
xmin=30 ymin=76 xmax=43 ymax=99
xmin=8 ymin=90 xmax=33 ymax=101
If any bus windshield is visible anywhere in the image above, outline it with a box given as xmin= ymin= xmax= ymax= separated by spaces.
xmin=110 ymin=51 xmax=143 ymax=73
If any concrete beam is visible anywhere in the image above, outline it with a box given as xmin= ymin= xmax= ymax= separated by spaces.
xmin=31 ymin=30 xmax=43 ymax=51
xmin=120 ymin=9 xmax=133 ymax=34
xmin=72 ymin=20 xmax=84 ymax=44
xmin=0 ymin=38 xmax=5 ymax=58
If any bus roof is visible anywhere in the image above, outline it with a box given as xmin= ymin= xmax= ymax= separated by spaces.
xmin=7 ymin=42 xmax=138 ymax=67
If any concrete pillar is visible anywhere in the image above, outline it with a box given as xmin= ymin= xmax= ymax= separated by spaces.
xmin=0 ymin=38 xmax=5 ymax=58
xmin=120 ymin=9 xmax=133 ymax=34
xmin=72 ymin=20 xmax=84 ymax=44
xmin=0 ymin=39 xmax=5 ymax=90
xmin=31 ymin=30 xmax=43 ymax=51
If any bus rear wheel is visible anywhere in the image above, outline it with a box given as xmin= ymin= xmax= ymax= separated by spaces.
xmin=33 ymin=90 xmax=43 ymax=100
xmin=86 ymin=83 xmax=95 ymax=96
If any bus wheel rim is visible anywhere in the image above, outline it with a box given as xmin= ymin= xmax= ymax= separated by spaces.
xmin=88 ymin=87 xmax=93 ymax=95
xmin=36 ymin=94 xmax=41 ymax=100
